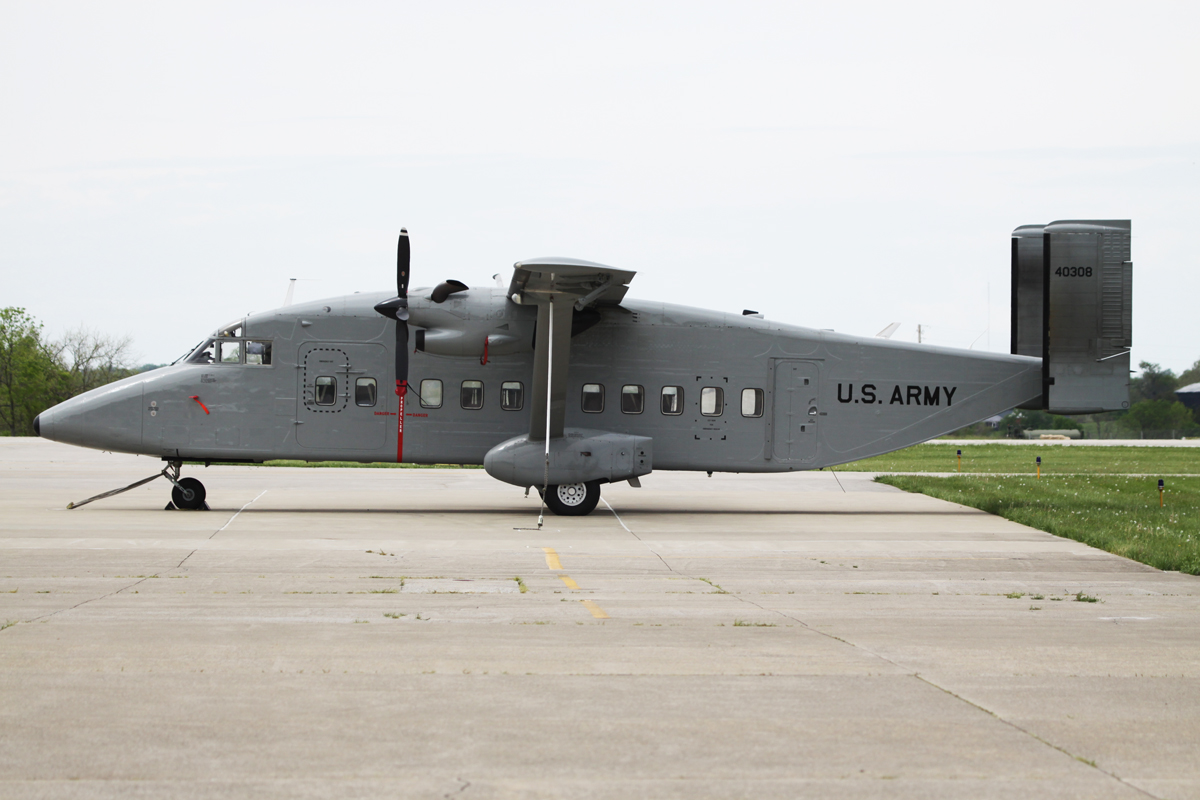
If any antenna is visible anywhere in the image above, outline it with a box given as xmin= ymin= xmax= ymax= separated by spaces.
xmin=283 ymin=278 xmax=297 ymax=307
xmin=875 ymin=322 xmax=901 ymax=339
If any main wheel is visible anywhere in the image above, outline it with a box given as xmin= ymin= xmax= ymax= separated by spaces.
xmin=544 ymin=481 xmax=601 ymax=516
xmin=171 ymin=477 xmax=207 ymax=510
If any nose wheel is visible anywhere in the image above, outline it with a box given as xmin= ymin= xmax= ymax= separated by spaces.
xmin=543 ymin=481 xmax=601 ymax=516
xmin=170 ymin=477 xmax=208 ymax=510
xmin=163 ymin=460 xmax=208 ymax=511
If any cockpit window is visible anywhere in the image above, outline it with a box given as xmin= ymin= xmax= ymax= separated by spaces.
xmin=188 ymin=340 xmax=217 ymax=364
xmin=218 ymin=341 xmax=242 ymax=364
xmin=246 ymin=340 xmax=272 ymax=365
xmin=218 ymin=321 xmax=244 ymax=338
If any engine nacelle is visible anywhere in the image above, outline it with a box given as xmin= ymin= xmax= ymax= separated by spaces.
xmin=484 ymin=429 xmax=653 ymax=488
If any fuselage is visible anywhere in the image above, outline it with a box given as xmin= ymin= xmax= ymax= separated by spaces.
xmin=36 ymin=287 xmax=1042 ymax=472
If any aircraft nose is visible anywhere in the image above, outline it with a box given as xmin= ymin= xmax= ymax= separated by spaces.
xmin=33 ymin=413 xmax=41 ymax=436
xmin=38 ymin=377 xmax=144 ymax=455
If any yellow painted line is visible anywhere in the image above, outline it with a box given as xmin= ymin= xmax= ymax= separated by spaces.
xmin=542 ymin=547 xmax=563 ymax=570
xmin=558 ymin=575 xmax=580 ymax=590
xmin=580 ymin=599 xmax=609 ymax=619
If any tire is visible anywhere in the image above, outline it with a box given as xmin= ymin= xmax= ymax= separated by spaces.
xmin=544 ymin=481 xmax=601 ymax=516
xmin=171 ymin=477 xmax=207 ymax=510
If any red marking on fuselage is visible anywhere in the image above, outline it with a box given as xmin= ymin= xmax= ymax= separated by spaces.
xmin=395 ymin=380 xmax=406 ymax=462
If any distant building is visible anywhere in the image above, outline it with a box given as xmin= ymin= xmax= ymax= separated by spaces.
xmin=1178 ymin=382 xmax=1200 ymax=411
xmin=982 ymin=413 xmax=1006 ymax=430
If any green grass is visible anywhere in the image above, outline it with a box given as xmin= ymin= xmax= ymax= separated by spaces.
xmin=839 ymin=443 xmax=1200 ymax=474
xmin=877 ymin=473 xmax=1200 ymax=574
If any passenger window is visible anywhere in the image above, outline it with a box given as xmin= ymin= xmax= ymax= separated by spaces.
xmin=582 ymin=383 xmax=604 ymax=413
xmin=461 ymin=380 xmax=484 ymax=410
xmin=218 ymin=341 xmax=241 ymax=364
xmin=314 ymin=376 xmax=337 ymax=406
xmin=621 ymin=384 xmax=644 ymax=414
xmin=501 ymin=381 xmax=523 ymax=411
xmin=661 ymin=386 xmax=683 ymax=415
xmin=419 ymin=379 xmax=443 ymax=409
xmin=741 ymin=388 xmax=764 ymax=417
xmin=355 ymin=378 xmax=377 ymax=407
xmin=701 ymin=386 xmax=724 ymax=416
xmin=246 ymin=340 xmax=272 ymax=365
xmin=188 ymin=340 xmax=216 ymax=364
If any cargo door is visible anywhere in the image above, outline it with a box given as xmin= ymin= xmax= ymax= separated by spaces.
xmin=297 ymin=343 xmax=388 ymax=450
xmin=772 ymin=360 xmax=819 ymax=464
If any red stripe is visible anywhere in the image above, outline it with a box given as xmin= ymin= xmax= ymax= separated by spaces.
xmin=396 ymin=381 xmax=406 ymax=463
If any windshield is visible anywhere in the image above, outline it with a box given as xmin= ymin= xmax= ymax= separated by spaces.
xmin=187 ymin=339 xmax=217 ymax=364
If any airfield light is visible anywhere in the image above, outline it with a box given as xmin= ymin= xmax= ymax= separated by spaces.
xmin=1159 ymin=478 xmax=1165 ymax=507
xmin=1036 ymin=455 xmax=1041 ymax=479
xmin=957 ymin=449 xmax=962 ymax=472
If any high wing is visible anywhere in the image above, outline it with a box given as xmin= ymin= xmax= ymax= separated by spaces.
xmin=506 ymin=258 xmax=637 ymax=440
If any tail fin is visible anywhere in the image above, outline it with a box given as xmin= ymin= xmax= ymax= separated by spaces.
xmin=1011 ymin=220 xmax=1132 ymax=413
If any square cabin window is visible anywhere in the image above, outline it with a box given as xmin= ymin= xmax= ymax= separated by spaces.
xmin=741 ymin=388 xmax=764 ymax=417
xmin=218 ymin=340 xmax=241 ymax=364
xmin=621 ymin=384 xmax=644 ymax=414
xmin=246 ymin=340 xmax=272 ymax=365
xmin=461 ymin=380 xmax=484 ymax=410
xmin=701 ymin=386 xmax=724 ymax=417
xmin=419 ymin=379 xmax=443 ymax=409
xmin=501 ymin=381 xmax=523 ymax=411
xmin=314 ymin=376 xmax=337 ymax=406
xmin=581 ymin=383 xmax=604 ymax=413
xmin=355 ymin=378 xmax=377 ymax=407
xmin=661 ymin=386 xmax=684 ymax=415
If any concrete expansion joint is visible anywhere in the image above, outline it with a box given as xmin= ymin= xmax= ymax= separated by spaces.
xmin=443 ymin=777 xmax=470 ymax=798
xmin=610 ymin=496 xmax=1164 ymax=800
xmin=910 ymin=674 xmax=1163 ymax=799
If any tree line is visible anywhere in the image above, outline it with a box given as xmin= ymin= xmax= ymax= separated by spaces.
xmin=0 ymin=307 xmax=150 ymax=436
xmin=978 ymin=360 xmax=1200 ymax=439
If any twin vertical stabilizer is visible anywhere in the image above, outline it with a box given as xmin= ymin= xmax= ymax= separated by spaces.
xmin=1011 ymin=220 xmax=1132 ymax=414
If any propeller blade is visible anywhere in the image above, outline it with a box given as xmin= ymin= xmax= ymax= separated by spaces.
xmin=395 ymin=317 xmax=409 ymax=396
xmin=397 ymin=228 xmax=410 ymax=298
xmin=397 ymin=228 xmax=411 ymax=395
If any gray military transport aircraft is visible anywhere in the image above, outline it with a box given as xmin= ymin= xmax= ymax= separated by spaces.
xmin=35 ymin=220 xmax=1132 ymax=516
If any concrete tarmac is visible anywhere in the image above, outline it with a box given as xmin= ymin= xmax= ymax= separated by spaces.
xmin=1 ymin=439 xmax=1198 ymax=799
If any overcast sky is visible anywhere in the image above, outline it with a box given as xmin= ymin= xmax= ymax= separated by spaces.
xmin=2 ymin=1 xmax=1197 ymax=372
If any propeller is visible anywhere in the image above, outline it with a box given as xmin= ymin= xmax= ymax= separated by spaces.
xmin=373 ymin=229 xmax=411 ymax=396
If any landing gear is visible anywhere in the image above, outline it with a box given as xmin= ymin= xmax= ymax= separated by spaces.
xmin=162 ymin=460 xmax=208 ymax=511
xmin=65 ymin=459 xmax=208 ymax=510
xmin=171 ymin=477 xmax=207 ymax=510
xmin=544 ymin=481 xmax=601 ymax=516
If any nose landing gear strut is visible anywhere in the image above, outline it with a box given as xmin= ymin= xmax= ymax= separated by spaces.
xmin=66 ymin=459 xmax=209 ymax=511
xmin=162 ymin=460 xmax=208 ymax=511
